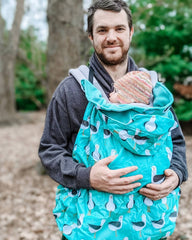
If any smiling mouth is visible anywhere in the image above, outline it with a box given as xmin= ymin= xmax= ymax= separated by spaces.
xmin=105 ymin=45 xmax=120 ymax=48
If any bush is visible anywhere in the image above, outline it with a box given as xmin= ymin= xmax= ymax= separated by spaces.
xmin=174 ymin=99 xmax=192 ymax=121
xmin=15 ymin=27 xmax=46 ymax=111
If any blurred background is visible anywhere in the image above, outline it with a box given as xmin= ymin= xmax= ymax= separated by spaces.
xmin=0 ymin=0 xmax=191 ymax=239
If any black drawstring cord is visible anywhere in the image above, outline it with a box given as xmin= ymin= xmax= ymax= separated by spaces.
xmin=88 ymin=66 xmax=94 ymax=84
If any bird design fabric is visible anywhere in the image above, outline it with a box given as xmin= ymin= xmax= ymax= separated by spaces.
xmin=53 ymin=68 xmax=180 ymax=239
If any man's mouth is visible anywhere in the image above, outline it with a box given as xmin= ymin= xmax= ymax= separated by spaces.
xmin=104 ymin=45 xmax=120 ymax=48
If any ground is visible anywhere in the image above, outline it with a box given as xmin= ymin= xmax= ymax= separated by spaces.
xmin=0 ymin=111 xmax=191 ymax=240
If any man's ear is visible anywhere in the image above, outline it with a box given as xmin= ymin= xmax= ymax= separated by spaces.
xmin=130 ymin=27 xmax=134 ymax=42
xmin=88 ymin=34 xmax=93 ymax=44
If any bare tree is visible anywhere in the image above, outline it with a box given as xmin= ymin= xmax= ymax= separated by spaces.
xmin=46 ymin=0 xmax=84 ymax=100
xmin=0 ymin=0 xmax=25 ymax=123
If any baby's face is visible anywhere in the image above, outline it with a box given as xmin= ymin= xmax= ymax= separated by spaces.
xmin=109 ymin=91 xmax=133 ymax=104
xmin=109 ymin=92 xmax=119 ymax=103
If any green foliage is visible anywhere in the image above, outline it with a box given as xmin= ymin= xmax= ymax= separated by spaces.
xmin=174 ymin=99 xmax=192 ymax=121
xmin=15 ymin=63 xmax=45 ymax=110
xmin=128 ymin=0 xmax=192 ymax=120
xmin=15 ymin=27 xmax=46 ymax=111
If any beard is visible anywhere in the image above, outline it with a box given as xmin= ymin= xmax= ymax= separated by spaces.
xmin=94 ymin=45 xmax=129 ymax=66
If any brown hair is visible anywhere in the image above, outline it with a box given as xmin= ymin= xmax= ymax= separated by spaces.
xmin=87 ymin=0 xmax=133 ymax=37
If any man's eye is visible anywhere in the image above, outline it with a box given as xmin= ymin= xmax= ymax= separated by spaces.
xmin=98 ymin=29 xmax=106 ymax=33
xmin=117 ymin=28 xmax=125 ymax=32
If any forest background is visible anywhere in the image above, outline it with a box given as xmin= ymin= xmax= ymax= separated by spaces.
xmin=1 ymin=0 xmax=192 ymax=122
xmin=0 ymin=0 xmax=192 ymax=239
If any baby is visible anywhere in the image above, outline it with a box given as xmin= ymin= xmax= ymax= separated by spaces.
xmin=109 ymin=71 xmax=153 ymax=105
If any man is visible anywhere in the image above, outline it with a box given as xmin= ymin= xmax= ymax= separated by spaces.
xmin=39 ymin=0 xmax=187 ymax=204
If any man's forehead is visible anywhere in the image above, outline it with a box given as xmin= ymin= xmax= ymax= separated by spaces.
xmin=93 ymin=9 xmax=128 ymax=28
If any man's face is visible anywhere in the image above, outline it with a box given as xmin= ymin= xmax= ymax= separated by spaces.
xmin=89 ymin=9 xmax=133 ymax=66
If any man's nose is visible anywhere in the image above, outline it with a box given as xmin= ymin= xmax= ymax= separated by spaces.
xmin=106 ymin=30 xmax=117 ymax=42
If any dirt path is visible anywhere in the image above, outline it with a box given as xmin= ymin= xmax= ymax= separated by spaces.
xmin=0 ymin=111 xmax=191 ymax=240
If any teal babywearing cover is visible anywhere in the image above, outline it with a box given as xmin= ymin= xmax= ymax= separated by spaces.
xmin=53 ymin=65 xmax=180 ymax=240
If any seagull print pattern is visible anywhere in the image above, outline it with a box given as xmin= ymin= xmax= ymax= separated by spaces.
xmin=105 ymin=194 xmax=116 ymax=216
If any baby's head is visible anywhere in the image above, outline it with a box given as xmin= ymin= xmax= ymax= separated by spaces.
xmin=109 ymin=71 xmax=152 ymax=104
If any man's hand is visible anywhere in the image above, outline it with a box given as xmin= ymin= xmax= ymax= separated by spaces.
xmin=90 ymin=155 xmax=143 ymax=194
xmin=139 ymin=169 xmax=179 ymax=200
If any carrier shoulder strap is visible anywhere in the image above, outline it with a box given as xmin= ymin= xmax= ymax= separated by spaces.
xmin=69 ymin=65 xmax=110 ymax=102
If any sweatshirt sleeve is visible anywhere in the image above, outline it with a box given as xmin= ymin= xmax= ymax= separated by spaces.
xmin=170 ymin=108 xmax=188 ymax=185
xmin=38 ymin=86 xmax=92 ymax=190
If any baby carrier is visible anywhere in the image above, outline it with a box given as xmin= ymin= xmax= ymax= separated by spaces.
xmin=53 ymin=65 xmax=180 ymax=240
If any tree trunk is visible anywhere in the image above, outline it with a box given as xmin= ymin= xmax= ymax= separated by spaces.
xmin=0 ymin=0 xmax=25 ymax=123
xmin=46 ymin=0 xmax=84 ymax=100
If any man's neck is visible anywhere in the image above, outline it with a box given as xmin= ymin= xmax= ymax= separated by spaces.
xmin=102 ymin=59 xmax=128 ymax=82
